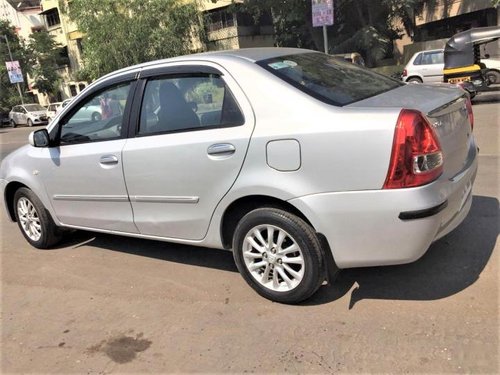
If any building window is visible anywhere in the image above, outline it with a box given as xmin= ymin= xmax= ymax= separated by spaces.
xmin=45 ymin=8 xmax=61 ymax=28
xmin=57 ymin=46 xmax=70 ymax=67
xmin=78 ymin=83 xmax=86 ymax=92
xmin=69 ymin=85 xmax=77 ymax=97
xmin=76 ymin=38 xmax=83 ymax=55
xmin=207 ymin=7 xmax=236 ymax=32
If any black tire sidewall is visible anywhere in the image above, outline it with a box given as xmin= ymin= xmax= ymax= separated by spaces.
xmin=233 ymin=208 xmax=324 ymax=304
xmin=486 ymin=71 xmax=499 ymax=84
xmin=13 ymin=187 xmax=59 ymax=249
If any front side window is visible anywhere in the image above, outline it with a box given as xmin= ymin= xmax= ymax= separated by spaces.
xmin=138 ymin=74 xmax=244 ymax=135
xmin=421 ymin=51 xmax=444 ymax=65
xmin=59 ymin=82 xmax=131 ymax=145
xmin=258 ymin=53 xmax=403 ymax=106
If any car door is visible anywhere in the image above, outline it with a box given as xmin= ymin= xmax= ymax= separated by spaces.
xmin=122 ymin=64 xmax=255 ymax=240
xmin=18 ymin=106 xmax=27 ymax=124
xmin=10 ymin=106 xmax=19 ymax=123
xmin=420 ymin=51 xmax=444 ymax=83
xmin=38 ymin=78 xmax=138 ymax=232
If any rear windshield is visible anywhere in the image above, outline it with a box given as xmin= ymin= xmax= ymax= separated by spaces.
xmin=257 ymin=52 xmax=403 ymax=106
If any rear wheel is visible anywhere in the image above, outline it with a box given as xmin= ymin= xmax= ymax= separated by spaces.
xmin=10 ymin=119 xmax=16 ymax=128
xmin=407 ymin=77 xmax=422 ymax=84
xmin=14 ymin=188 xmax=62 ymax=249
xmin=233 ymin=208 xmax=325 ymax=304
xmin=485 ymin=70 xmax=500 ymax=84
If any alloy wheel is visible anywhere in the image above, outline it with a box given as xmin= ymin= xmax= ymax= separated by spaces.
xmin=242 ymin=224 xmax=305 ymax=292
xmin=17 ymin=197 xmax=42 ymax=241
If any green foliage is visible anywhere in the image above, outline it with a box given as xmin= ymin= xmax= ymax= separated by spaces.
xmin=62 ymin=0 xmax=204 ymax=81
xmin=0 ymin=20 xmax=33 ymax=113
xmin=234 ymin=0 xmax=430 ymax=67
xmin=27 ymin=31 xmax=62 ymax=98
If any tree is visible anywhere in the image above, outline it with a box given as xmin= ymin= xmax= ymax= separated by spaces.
xmin=0 ymin=20 xmax=32 ymax=113
xmin=230 ymin=0 xmax=430 ymax=66
xmin=27 ymin=31 xmax=63 ymax=100
xmin=61 ymin=0 xmax=204 ymax=81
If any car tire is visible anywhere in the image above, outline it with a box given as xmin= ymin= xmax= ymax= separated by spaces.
xmin=232 ymin=208 xmax=325 ymax=304
xmin=10 ymin=119 xmax=16 ymax=128
xmin=14 ymin=187 xmax=62 ymax=249
xmin=91 ymin=112 xmax=102 ymax=122
xmin=485 ymin=70 xmax=500 ymax=85
xmin=27 ymin=119 xmax=33 ymax=127
xmin=407 ymin=77 xmax=423 ymax=84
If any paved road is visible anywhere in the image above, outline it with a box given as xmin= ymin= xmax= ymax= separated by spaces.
xmin=1 ymin=97 xmax=498 ymax=373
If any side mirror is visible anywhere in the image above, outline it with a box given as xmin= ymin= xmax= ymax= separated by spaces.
xmin=29 ymin=129 xmax=50 ymax=148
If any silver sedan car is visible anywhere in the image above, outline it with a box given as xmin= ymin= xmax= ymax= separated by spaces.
xmin=0 ymin=48 xmax=477 ymax=303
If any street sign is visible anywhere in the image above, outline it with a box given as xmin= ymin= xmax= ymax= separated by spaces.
xmin=6 ymin=60 xmax=24 ymax=84
xmin=312 ymin=0 xmax=334 ymax=27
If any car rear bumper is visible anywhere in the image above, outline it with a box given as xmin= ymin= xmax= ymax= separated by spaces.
xmin=288 ymin=155 xmax=478 ymax=269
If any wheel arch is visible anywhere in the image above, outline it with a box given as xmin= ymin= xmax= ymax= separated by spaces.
xmin=406 ymin=75 xmax=423 ymax=83
xmin=4 ymin=181 xmax=29 ymax=221
xmin=220 ymin=195 xmax=315 ymax=250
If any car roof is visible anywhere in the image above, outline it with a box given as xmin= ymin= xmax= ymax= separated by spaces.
xmin=98 ymin=48 xmax=315 ymax=81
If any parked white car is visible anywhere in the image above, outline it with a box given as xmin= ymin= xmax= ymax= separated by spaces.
xmin=46 ymin=102 xmax=62 ymax=122
xmin=56 ymin=98 xmax=102 ymax=122
xmin=0 ymin=48 xmax=477 ymax=303
xmin=9 ymin=104 xmax=49 ymax=127
xmin=402 ymin=48 xmax=500 ymax=84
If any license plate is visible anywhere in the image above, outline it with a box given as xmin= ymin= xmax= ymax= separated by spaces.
xmin=449 ymin=76 xmax=471 ymax=84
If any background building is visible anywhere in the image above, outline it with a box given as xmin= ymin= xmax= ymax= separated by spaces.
xmin=200 ymin=0 xmax=274 ymax=51
xmin=38 ymin=0 xmax=86 ymax=104
xmin=395 ymin=0 xmax=499 ymax=64
xmin=0 ymin=0 xmax=44 ymax=40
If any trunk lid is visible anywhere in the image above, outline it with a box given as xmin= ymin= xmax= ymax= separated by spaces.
xmin=349 ymin=83 xmax=474 ymax=180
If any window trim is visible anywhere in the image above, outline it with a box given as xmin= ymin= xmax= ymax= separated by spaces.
xmin=131 ymin=71 xmax=245 ymax=138
xmin=54 ymin=80 xmax=138 ymax=147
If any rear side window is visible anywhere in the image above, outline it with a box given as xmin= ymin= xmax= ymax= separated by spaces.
xmin=257 ymin=53 xmax=402 ymax=106
xmin=421 ymin=51 xmax=444 ymax=65
xmin=138 ymin=74 xmax=244 ymax=135
xmin=413 ymin=53 xmax=423 ymax=65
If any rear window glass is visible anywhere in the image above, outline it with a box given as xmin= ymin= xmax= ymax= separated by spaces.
xmin=257 ymin=53 xmax=403 ymax=106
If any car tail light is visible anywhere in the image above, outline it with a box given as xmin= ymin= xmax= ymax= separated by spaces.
xmin=402 ymin=69 xmax=407 ymax=77
xmin=465 ymin=96 xmax=474 ymax=131
xmin=383 ymin=109 xmax=443 ymax=189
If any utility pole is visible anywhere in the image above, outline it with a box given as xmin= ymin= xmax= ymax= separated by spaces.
xmin=2 ymin=34 xmax=25 ymax=105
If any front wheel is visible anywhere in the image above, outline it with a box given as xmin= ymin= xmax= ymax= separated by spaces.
xmin=91 ymin=112 xmax=102 ymax=122
xmin=27 ymin=119 xmax=33 ymax=127
xmin=232 ymin=208 xmax=325 ymax=304
xmin=10 ymin=119 xmax=16 ymax=128
xmin=14 ymin=187 xmax=62 ymax=249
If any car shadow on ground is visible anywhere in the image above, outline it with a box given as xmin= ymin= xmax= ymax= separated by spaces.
xmin=56 ymin=195 xmax=497 ymax=307
xmin=305 ymin=195 xmax=498 ymax=307
xmin=56 ymin=228 xmax=238 ymax=273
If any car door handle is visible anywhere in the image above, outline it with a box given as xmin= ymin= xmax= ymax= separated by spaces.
xmin=207 ymin=143 xmax=235 ymax=156
xmin=99 ymin=155 xmax=119 ymax=165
